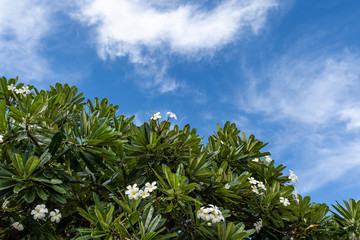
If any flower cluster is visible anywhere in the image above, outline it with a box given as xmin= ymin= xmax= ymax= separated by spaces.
xmin=8 ymin=84 xmax=30 ymax=94
xmin=224 ymin=183 xmax=230 ymax=189
xmin=125 ymin=182 xmax=157 ymax=200
xmin=150 ymin=112 xmax=177 ymax=120
xmin=254 ymin=218 xmax=262 ymax=233
xmin=252 ymin=156 xmax=272 ymax=164
xmin=264 ymin=156 xmax=272 ymax=163
xmin=248 ymin=177 xmax=266 ymax=195
xmin=288 ymin=170 xmax=298 ymax=183
xmin=279 ymin=197 xmax=290 ymax=206
xmin=197 ymin=204 xmax=225 ymax=224
xmin=31 ymin=204 xmax=61 ymax=222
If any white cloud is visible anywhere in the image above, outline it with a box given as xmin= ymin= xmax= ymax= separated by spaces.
xmin=242 ymin=50 xmax=360 ymax=127
xmin=0 ymin=1 xmax=52 ymax=82
xmin=73 ymin=0 xmax=279 ymax=92
xmin=340 ymin=107 xmax=360 ymax=130
xmin=240 ymin=48 xmax=360 ymax=193
xmin=299 ymin=141 xmax=360 ymax=193
xmin=133 ymin=61 xmax=179 ymax=93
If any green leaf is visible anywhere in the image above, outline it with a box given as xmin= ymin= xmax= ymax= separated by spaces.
xmin=49 ymin=131 xmax=65 ymax=155
xmin=105 ymin=206 xmax=114 ymax=224
xmin=10 ymin=153 xmax=24 ymax=176
xmin=24 ymin=156 xmax=39 ymax=177
xmin=0 ymin=100 xmax=6 ymax=131
xmin=52 ymin=193 xmax=67 ymax=204
xmin=147 ymin=215 xmax=162 ymax=233
xmin=24 ymin=189 xmax=36 ymax=203
xmin=51 ymin=185 xmax=67 ymax=194
xmin=77 ymin=207 xmax=96 ymax=225
xmin=0 ymin=180 xmax=17 ymax=191
xmin=36 ymin=187 xmax=48 ymax=200
xmin=49 ymin=179 xmax=63 ymax=184
xmin=144 ymin=206 xmax=154 ymax=230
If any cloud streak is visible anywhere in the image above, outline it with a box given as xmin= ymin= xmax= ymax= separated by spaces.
xmin=242 ymin=50 xmax=360 ymax=126
xmin=0 ymin=1 xmax=52 ymax=82
xmin=240 ymin=48 xmax=360 ymax=193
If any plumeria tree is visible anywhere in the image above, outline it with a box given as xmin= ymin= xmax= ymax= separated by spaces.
xmin=0 ymin=76 xmax=357 ymax=239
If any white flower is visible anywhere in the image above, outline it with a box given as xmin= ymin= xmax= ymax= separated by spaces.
xmin=294 ymin=191 xmax=300 ymax=203
xmin=11 ymin=222 xmax=24 ymax=231
xmin=251 ymin=185 xmax=259 ymax=194
xmin=209 ymin=214 xmax=220 ymax=223
xmin=138 ymin=190 xmax=150 ymax=198
xmin=15 ymin=88 xmax=24 ymax=94
xmin=151 ymin=112 xmax=161 ymax=120
xmin=252 ymin=158 xmax=259 ymax=162
xmin=22 ymin=86 xmax=30 ymax=94
xmin=349 ymin=233 xmax=357 ymax=240
xmin=50 ymin=209 xmax=61 ymax=223
xmin=288 ymin=170 xmax=298 ymax=182
xmin=264 ymin=156 xmax=272 ymax=163
xmin=31 ymin=204 xmax=48 ymax=220
xmin=167 ymin=112 xmax=177 ymax=120
xmin=0 ymin=135 xmax=3 ymax=144
xmin=224 ymin=183 xmax=230 ymax=189
xmin=145 ymin=181 xmax=157 ymax=192
xmin=254 ymin=222 xmax=261 ymax=232
xmin=207 ymin=222 xmax=212 ymax=226
xmin=7 ymin=84 xmax=15 ymax=91
xmin=292 ymin=189 xmax=298 ymax=196
xmin=197 ymin=207 xmax=205 ymax=219
xmin=248 ymin=177 xmax=258 ymax=185
xmin=254 ymin=219 xmax=262 ymax=233
xmin=293 ymin=190 xmax=300 ymax=203
xmin=125 ymin=184 xmax=140 ymax=200
xmin=258 ymin=182 xmax=266 ymax=191
xmin=279 ymin=197 xmax=290 ymax=206
xmin=208 ymin=204 xmax=221 ymax=215
xmin=2 ymin=199 xmax=9 ymax=209
xmin=202 ymin=211 xmax=212 ymax=221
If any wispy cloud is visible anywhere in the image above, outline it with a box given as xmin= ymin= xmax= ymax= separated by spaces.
xmin=73 ymin=0 xmax=279 ymax=92
xmin=242 ymin=50 xmax=360 ymax=126
xmin=240 ymin=47 xmax=360 ymax=193
xmin=0 ymin=1 xmax=52 ymax=82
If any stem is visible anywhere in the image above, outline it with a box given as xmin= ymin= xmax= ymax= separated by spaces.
xmin=26 ymin=124 xmax=43 ymax=153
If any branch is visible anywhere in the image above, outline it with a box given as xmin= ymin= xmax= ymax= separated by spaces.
xmin=26 ymin=124 xmax=43 ymax=153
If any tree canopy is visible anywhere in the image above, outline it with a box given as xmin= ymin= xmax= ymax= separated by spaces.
xmin=0 ymin=76 xmax=358 ymax=240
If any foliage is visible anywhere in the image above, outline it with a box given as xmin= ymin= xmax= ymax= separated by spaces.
xmin=0 ymin=76 xmax=356 ymax=239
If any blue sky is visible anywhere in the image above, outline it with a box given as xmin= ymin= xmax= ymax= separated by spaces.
xmin=1 ymin=0 xmax=360 ymax=205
